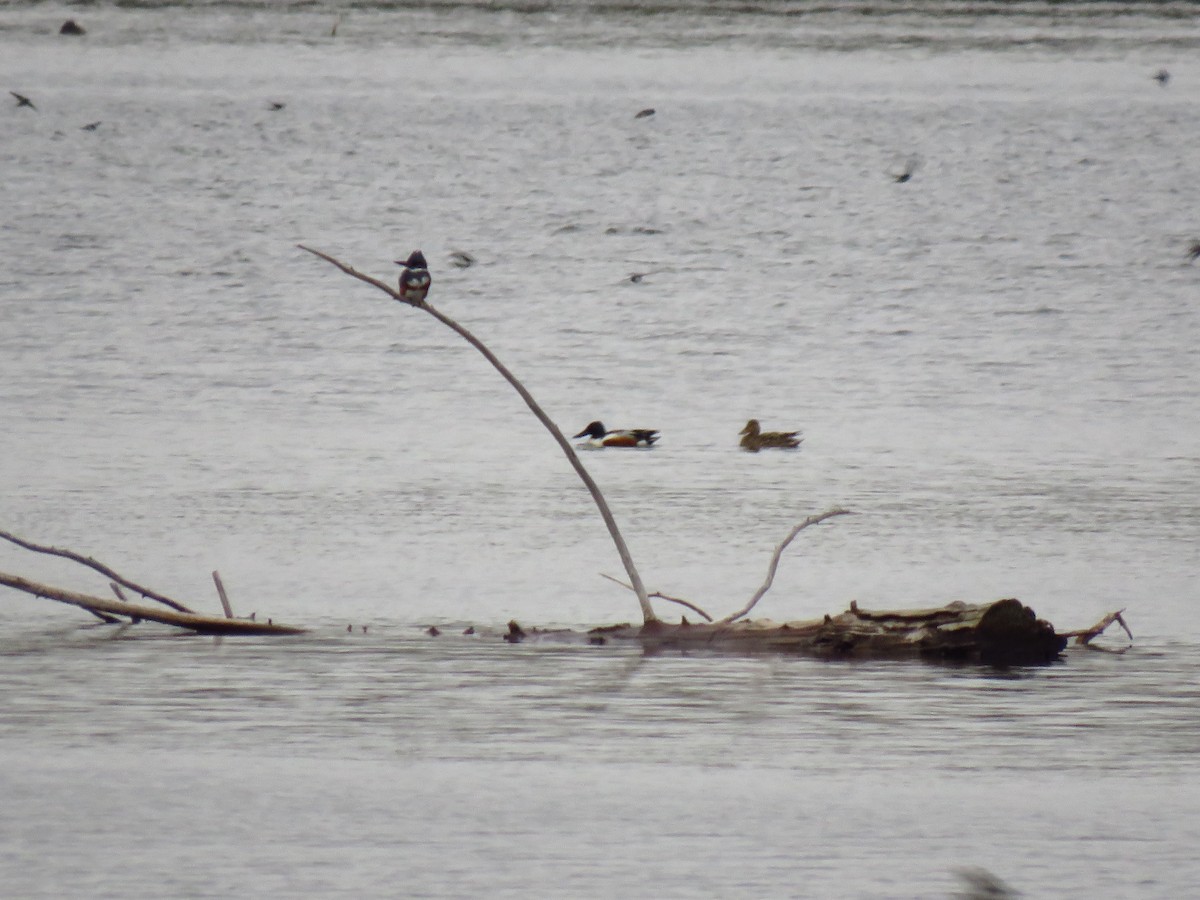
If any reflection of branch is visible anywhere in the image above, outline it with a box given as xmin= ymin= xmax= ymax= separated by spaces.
xmin=600 ymin=573 xmax=714 ymax=622
xmin=299 ymin=244 xmax=658 ymax=624
xmin=0 ymin=527 xmax=194 ymax=613
xmin=718 ymin=507 xmax=853 ymax=624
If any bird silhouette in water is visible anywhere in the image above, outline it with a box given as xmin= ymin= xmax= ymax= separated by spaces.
xmin=1187 ymin=241 xmax=1200 ymax=263
xmin=59 ymin=19 xmax=86 ymax=35
xmin=395 ymin=250 xmax=431 ymax=303
xmin=1153 ymin=68 xmax=1170 ymax=86
xmin=10 ymin=91 xmax=36 ymax=111
xmin=893 ymin=156 xmax=920 ymax=183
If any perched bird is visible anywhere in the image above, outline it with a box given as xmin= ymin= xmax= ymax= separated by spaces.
xmin=634 ymin=108 xmax=656 ymax=119
xmin=893 ymin=155 xmax=920 ymax=183
xmin=739 ymin=419 xmax=802 ymax=452
xmin=59 ymin=19 xmax=86 ymax=35
xmin=394 ymin=250 xmax=431 ymax=303
xmin=573 ymin=421 xmax=659 ymax=448
xmin=1153 ymin=68 xmax=1170 ymax=86
xmin=448 ymin=250 xmax=475 ymax=269
xmin=1187 ymin=241 xmax=1200 ymax=263
xmin=10 ymin=91 xmax=36 ymax=111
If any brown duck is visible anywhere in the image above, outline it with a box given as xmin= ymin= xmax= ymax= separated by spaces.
xmin=739 ymin=419 xmax=802 ymax=452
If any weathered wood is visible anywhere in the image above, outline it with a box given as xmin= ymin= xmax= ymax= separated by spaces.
xmin=1060 ymin=608 xmax=1133 ymax=648
xmin=632 ymin=599 xmax=1067 ymax=664
xmin=0 ymin=571 xmax=305 ymax=635
xmin=0 ymin=527 xmax=195 ymax=613
xmin=212 ymin=570 xmax=234 ymax=618
xmin=495 ymin=598 xmax=1079 ymax=665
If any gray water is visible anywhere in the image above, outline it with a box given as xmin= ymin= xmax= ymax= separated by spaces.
xmin=2 ymin=1 xmax=1200 ymax=896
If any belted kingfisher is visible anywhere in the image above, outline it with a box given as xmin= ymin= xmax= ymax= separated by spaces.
xmin=395 ymin=250 xmax=431 ymax=303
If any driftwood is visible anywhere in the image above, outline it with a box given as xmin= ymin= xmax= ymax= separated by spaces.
xmin=0 ymin=528 xmax=302 ymax=634
xmin=0 ymin=526 xmax=194 ymax=613
xmin=1060 ymin=608 xmax=1133 ymax=650
xmin=0 ymin=572 xmax=304 ymax=635
xmin=1 ymin=251 xmax=1132 ymax=657
xmin=496 ymin=598 xmax=1128 ymax=666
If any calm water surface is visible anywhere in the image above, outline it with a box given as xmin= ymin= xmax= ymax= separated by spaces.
xmin=2 ymin=1 xmax=1199 ymax=896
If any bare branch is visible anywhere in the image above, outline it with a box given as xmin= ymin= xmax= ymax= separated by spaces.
xmin=1060 ymin=608 xmax=1133 ymax=648
xmin=300 ymin=245 xmax=658 ymax=624
xmin=600 ymin=573 xmax=714 ymax=622
xmin=0 ymin=570 xmax=304 ymax=635
xmin=212 ymin=570 xmax=234 ymax=618
xmin=297 ymin=245 xmax=413 ymax=304
xmin=0 ymin=527 xmax=194 ymax=614
xmin=718 ymin=507 xmax=853 ymax=624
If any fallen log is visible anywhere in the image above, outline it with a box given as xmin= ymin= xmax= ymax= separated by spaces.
xmin=495 ymin=598 xmax=1104 ymax=666
xmin=0 ymin=572 xmax=305 ymax=635
xmin=632 ymin=598 xmax=1068 ymax=665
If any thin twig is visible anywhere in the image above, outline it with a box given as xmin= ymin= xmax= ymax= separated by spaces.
xmin=600 ymin=573 xmax=714 ymax=622
xmin=0 ymin=527 xmax=194 ymax=613
xmin=299 ymin=244 xmax=658 ymax=624
xmin=718 ymin=507 xmax=853 ymax=624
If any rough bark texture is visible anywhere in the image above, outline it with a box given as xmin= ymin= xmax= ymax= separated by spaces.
xmin=578 ymin=598 xmax=1068 ymax=665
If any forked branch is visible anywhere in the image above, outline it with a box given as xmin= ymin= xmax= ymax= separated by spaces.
xmin=299 ymin=244 xmax=658 ymax=625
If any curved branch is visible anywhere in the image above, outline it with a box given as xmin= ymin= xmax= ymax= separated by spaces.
xmin=297 ymin=245 xmax=413 ymax=304
xmin=298 ymin=245 xmax=657 ymax=624
xmin=718 ymin=507 xmax=853 ymax=624
xmin=0 ymin=527 xmax=194 ymax=613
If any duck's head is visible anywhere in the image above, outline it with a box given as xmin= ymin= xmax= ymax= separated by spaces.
xmin=395 ymin=250 xmax=427 ymax=270
xmin=740 ymin=419 xmax=761 ymax=436
xmin=573 ymin=421 xmax=606 ymax=439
